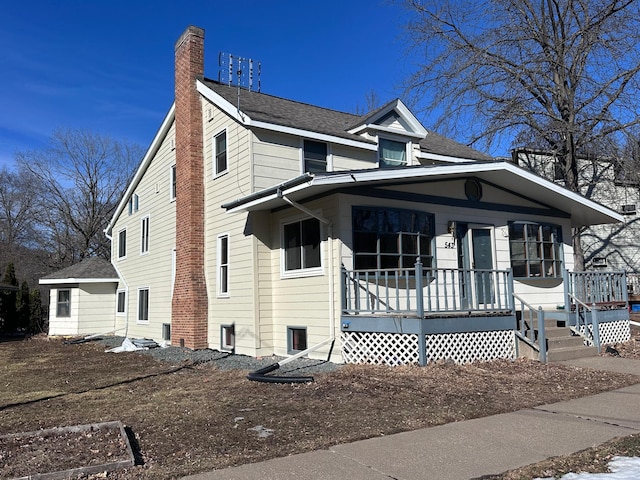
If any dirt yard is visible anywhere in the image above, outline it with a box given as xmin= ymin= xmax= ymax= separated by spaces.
xmin=1 ymin=332 xmax=639 ymax=479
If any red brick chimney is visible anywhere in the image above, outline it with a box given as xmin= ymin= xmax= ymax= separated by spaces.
xmin=171 ymin=26 xmax=208 ymax=349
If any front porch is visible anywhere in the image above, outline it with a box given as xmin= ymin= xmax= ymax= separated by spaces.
xmin=340 ymin=264 xmax=630 ymax=365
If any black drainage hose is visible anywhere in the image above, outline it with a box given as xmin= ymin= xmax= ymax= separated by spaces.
xmin=247 ymin=363 xmax=314 ymax=383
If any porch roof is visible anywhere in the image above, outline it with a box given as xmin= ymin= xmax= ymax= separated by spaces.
xmin=222 ymin=161 xmax=623 ymax=227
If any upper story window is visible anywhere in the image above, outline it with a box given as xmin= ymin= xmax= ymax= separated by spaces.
xmin=508 ymin=221 xmax=563 ymax=278
xmin=378 ymin=138 xmax=407 ymax=168
xmin=170 ymin=164 xmax=176 ymax=201
xmin=303 ymin=140 xmax=328 ymax=173
xmin=118 ymin=228 xmax=127 ymax=259
xmin=283 ymin=218 xmax=321 ymax=274
xmin=141 ymin=216 xmax=150 ymax=255
xmin=128 ymin=194 xmax=139 ymax=215
xmin=352 ymin=206 xmax=433 ymax=271
xmin=214 ymin=130 xmax=227 ymax=176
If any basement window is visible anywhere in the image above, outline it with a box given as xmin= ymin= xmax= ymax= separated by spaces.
xmin=221 ymin=324 xmax=235 ymax=351
xmin=287 ymin=327 xmax=307 ymax=354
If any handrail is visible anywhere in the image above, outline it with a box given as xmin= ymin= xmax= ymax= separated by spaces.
xmin=513 ymin=293 xmax=546 ymax=363
xmin=566 ymin=292 xmax=601 ymax=353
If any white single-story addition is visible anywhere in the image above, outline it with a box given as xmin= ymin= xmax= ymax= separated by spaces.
xmin=40 ymin=257 xmax=119 ymax=336
xmin=41 ymin=26 xmax=631 ymax=364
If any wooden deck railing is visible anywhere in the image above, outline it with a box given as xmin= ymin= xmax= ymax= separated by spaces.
xmin=342 ymin=262 xmax=515 ymax=317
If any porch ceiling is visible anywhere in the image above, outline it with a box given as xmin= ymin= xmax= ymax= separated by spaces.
xmin=222 ymin=161 xmax=622 ymax=227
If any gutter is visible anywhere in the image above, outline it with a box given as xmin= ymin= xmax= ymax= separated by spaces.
xmin=247 ymin=192 xmax=336 ymax=383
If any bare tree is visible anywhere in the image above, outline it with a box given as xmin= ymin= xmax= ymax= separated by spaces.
xmin=17 ymin=129 xmax=142 ymax=268
xmin=401 ymin=0 xmax=640 ymax=269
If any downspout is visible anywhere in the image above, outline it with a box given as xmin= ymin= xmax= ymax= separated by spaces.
xmin=104 ymin=231 xmax=130 ymax=339
xmin=247 ymin=191 xmax=336 ymax=383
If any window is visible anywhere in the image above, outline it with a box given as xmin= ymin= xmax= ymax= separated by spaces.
xmin=56 ymin=289 xmax=71 ymax=317
xmin=162 ymin=323 xmax=171 ymax=341
xmin=217 ymin=234 xmax=229 ymax=296
xmin=141 ymin=216 xmax=150 ymax=254
xmin=170 ymin=164 xmax=176 ymax=201
xmin=352 ymin=207 xmax=433 ymax=271
xmin=508 ymin=222 xmax=563 ymax=278
xmin=138 ymin=288 xmax=149 ymax=323
xmin=118 ymin=228 xmax=127 ymax=259
xmin=287 ymin=327 xmax=307 ymax=354
xmin=116 ymin=291 xmax=126 ymax=315
xmin=303 ymin=140 xmax=327 ymax=173
xmin=221 ymin=324 xmax=235 ymax=351
xmin=283 ymin=218 xmax=321 ymax=273
xmin=128 ymin=194 xmax=139 ymax=215
xmin=378 ymin=138 xmax=407 ymax=168
xmin=214 ymin=130 xmax=227 ymax=176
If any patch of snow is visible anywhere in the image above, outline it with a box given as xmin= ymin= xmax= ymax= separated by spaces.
xmin=535 ymin=457 xmax=640 ymax=480
xmin=247 ymin=425 xmax=274 ymax=438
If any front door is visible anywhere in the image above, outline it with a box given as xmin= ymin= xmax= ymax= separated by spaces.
xmin=458 ymin=224 xmax=495 ymax=307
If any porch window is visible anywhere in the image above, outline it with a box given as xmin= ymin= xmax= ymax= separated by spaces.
xmin=56 ymin=289 xmax=71 ymax=317
xmin=303 ymin=140 xmax=328 ymax=173
xmin=378 ymin=138 xmax=407 ymax=168
xmin=352 ymin=206 xmax=433 ymax=271
xmin=283 ymin=218 xmax=321 ymax=273
xmin=508 ymin=222 xmax=563 ymax=278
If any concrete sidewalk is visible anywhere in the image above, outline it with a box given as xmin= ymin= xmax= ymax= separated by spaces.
xmin=183 ymin=357 xmax=640 ymax=480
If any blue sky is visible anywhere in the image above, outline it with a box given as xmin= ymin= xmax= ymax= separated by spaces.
xmin=0 ymin=0 xmax=470 ymax=170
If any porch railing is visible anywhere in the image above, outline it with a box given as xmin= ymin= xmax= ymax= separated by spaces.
xmin=563 ymin=270 xmax=627 ymax=352
xmin=514 ymin=294 xmax=547 ymax=363
xmin=342 ymin=262 xmax=515 ymax=317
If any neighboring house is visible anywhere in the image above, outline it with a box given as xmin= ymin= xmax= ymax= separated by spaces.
xmin=46 ymin=26 xmax=630 ymax=364
xmin=39 ymin=257 xmax=119 ymax=336
xmin=512 ymin=148 xmax=640 ymax=297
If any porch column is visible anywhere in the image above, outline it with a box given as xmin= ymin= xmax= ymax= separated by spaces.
xmin=416 ymin=260 xmax=427 ymax=366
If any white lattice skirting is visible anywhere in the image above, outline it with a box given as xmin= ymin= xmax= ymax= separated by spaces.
xmin=577 ymin=320 xmax=631 ymax=346
xmin=341 ymin=330 xmax=516 ymax=366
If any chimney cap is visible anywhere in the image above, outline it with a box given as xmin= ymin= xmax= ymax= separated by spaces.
xmin=175 ymin=25 xmax=204 ymax=51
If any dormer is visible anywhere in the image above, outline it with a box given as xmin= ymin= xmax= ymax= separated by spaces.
xmin=348 ymin=99 xmax=428 ymax=168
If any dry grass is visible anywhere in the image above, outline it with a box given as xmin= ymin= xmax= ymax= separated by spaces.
xmin=1 ymin=335 xmax=639 ymax=479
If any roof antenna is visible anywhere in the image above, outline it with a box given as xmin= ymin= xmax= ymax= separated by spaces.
xmin=218 ymin=52 xmax=261 ymax=93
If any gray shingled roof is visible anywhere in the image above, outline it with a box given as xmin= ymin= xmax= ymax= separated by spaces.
xmin=41 ymin=257 xmax=118 ymax=281
xmin=201 ymin=78 xmax=492 ymax=161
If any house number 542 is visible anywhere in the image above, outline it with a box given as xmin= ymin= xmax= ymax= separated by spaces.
xmin=444 ymin=241 xmax=456 ymax=249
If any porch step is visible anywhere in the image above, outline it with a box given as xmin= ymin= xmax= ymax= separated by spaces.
xmin=547 ymin=344 xmax=599 ymax=362
xmin=518 ymin=323 xmax=599 ymax=362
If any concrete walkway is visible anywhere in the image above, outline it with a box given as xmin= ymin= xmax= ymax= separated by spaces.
xmin=183 ymin=357 xmax=640 ymax=480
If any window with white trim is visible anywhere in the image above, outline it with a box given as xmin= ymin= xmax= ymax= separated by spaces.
xmin=378 ymin=138 xmax=407 ymax=168
xmin=118 ymin=228 xmax=127 ymax=259
xmin=116 ymin=290 xmax=126 ymax=315
xmin=138 ymin=288 xmax=149 ymax=323
xmin=170 ymin=164 xmax=176 ymax=201
xmin=283 ymin=218 xmax=321 ymax=273
xmin=287 ymin=327 xmax=307 ymax=354
xmin=303 ymin=140 xmax=328 ymax=173
xmin=57 ymin=289 xmax=71 ymax=317
xmin=352 ymin=206 xmax=433 ymax=271
xmin=221 ymin=324 xmax=234 ymax=351
xmin=213 ymin=130 xmax=227 ymax=176
xmin=217 ymin=234 xmax=229 ymax=296
xmin=141 ymin=216 xmax=150 ymax=254
xmin=508 ymin=221 xmax=563 ymax=278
